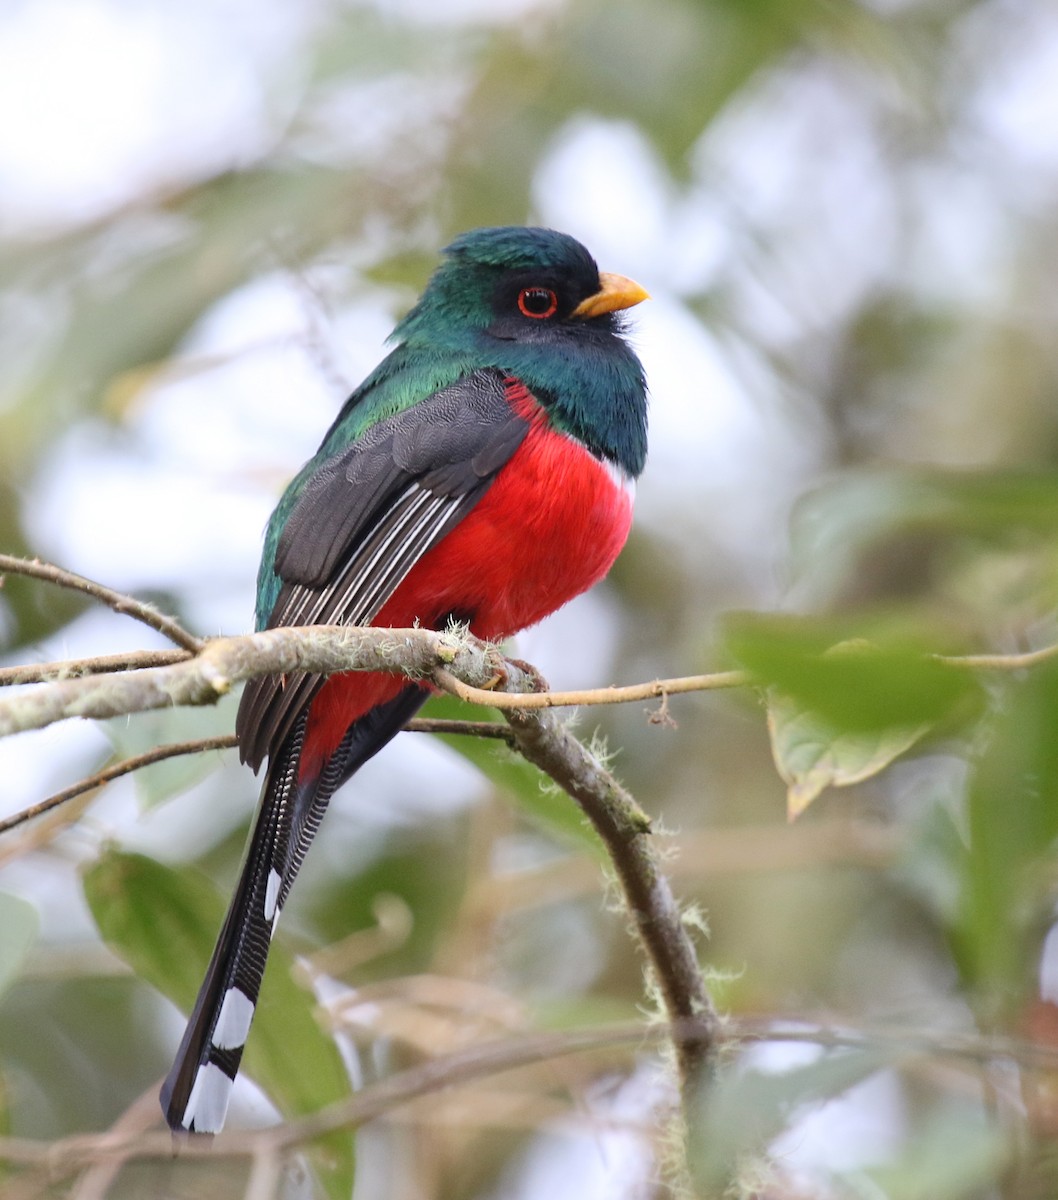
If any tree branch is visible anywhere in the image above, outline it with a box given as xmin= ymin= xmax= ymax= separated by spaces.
xmin=0 ymin=623 xmax=750 ymax=741
xmin=6 ymin=576 xmax=1058 ymax=1178
xmin=0 ymin=719 xmax=511 ymax=836
xmin=0 ymin=649 xmax=190 ymax=687
xmin=3 ymin=616 xmax=1055 ymax=743
xmin=1 ymin=1016 xmax=1054 ymax=1175
xmin=434 ymin=666 xmax=748 ymax=708
xmin=492 ymin=660 xmax=719 ymax=1107
xmin=406 ymin=716 xmax=515 ymax=742
xmin=0 ymin=625 xmax=505 ymax=738
xmin=0 ymin=735 xmax=237 ymax=836
xmin=937 ymin=643 xmax=1058 ymax=670
xmin=0 ymin=620 xmax=717 ymax=1133
xmin=0 ymin=554 xmax=202 ymax=652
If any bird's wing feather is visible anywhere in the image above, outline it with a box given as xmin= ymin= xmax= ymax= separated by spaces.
xmin=237 ymin=368 xmax=531 ymax=770
xmin=162 ymin=368 xmax=532 ymax=1133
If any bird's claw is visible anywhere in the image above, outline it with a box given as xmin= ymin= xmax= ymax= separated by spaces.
xmin=506 ymin=656 xmax=550 ymax=694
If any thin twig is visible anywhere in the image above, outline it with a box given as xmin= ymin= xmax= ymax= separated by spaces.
xmin=269 ymin=1015 xmax=1058 ymax=1150
xmin=937 ymin=643 xmax=1058 ymax=670
xmin=0 ymin=554 xmax=202 ymax=652
xmin=2 ymin=1016 xmax=1056 ymax=1173
xmin=267 ymin=1023 xmax=689 ymax=1149
xmin=5 ymin=619 xmax=1058 ymax=743
xmin=70 ymin=1086 xmax=165 ymax=1200
xmin=431 ymin=640 xmax=1058 ymax=710
xmin=0 ymin=718 xmax=510 ymax=836
xmin=0 ymin=649 xmax=191 ymax=687
xmin=0 ymin=1024 xmax=668 ymax=1174
xmin=435 ymin=667 xmax=748 ymax=710
xmin=0 ymin=736 xmax=238 ymax=836
xmin=243 ymin=1145 xmax=283 ymax=1200
xmin=406 ymin=716 xmax=514 ymax=742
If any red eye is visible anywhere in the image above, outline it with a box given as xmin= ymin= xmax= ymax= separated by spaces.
xmin=518 ymin=287 xmax=558 ymax=319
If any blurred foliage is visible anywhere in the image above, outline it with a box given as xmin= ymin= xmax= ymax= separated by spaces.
xmin=764 ymin=685 xmax=931 ymax=817
xmin=690 ymin=1043 xmax=896 ymax=1194
xmin=0 ymin=893 xmax=38 ymax=1001
xmin=2 ymin=0 xmax=1058 ymax=1196
xmin=953 ymin=663 xmax=1058 ymax=1019
xmin=724 ymin=612 xmax=983 ymax=728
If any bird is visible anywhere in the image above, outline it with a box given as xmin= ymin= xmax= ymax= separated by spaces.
xmin=160 ymin=226 xmax=649 ymax=1134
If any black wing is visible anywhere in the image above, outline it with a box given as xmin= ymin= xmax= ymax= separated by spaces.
xmin=237 ymin=368 xmax=530 ymax=770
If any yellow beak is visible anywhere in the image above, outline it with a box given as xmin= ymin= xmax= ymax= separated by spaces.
xmin=572 ymin=271 xmax=650 ymax=320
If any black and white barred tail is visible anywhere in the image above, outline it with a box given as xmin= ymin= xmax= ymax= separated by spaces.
xmin=161 ymin=689 xmax=425 ymax=1134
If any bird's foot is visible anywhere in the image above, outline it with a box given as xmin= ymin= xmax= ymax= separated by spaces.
xmin=504 ymin=657 xmax=550 ymax=694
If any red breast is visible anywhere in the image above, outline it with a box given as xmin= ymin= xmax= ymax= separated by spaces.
xmin=299 ymin=379 xmax=635 ymax=777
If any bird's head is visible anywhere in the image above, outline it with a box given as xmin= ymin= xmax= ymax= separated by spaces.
xmin=393 ymin=226 xmax=649 ymax=350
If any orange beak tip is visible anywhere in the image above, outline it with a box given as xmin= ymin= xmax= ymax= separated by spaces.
xmin=573 ymin=271 xmax=650 ymax=319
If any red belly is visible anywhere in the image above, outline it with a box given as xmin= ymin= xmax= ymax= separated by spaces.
xmin=299 ymin=406 xmax=634 ymax=776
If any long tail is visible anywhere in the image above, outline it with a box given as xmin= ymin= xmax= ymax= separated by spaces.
xmin=160 ymin=686 xmax=427 ymax=1133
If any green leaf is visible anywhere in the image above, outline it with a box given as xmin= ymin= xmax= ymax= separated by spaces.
xmin=951 ymin=662 xmax=1058 ymax=1012
xmin=82 ymin=848 xmax=354 ymax=1200
xmin=0 ymin=893 xmax=38 ymax=1000
xmin=767 ymin=688 xmax=929 ymax=817
xmin=724 ymin=615 xmax=981 ymax=732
